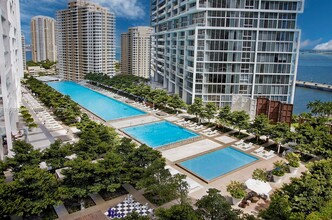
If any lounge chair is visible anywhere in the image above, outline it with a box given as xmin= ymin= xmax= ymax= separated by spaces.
xmin=253 ymin=147 xmax=264 ymax=154
xmin=234 ymin=139 xmax=244 ymax=146
xmin=177 ymin=118 xmax=185 ymax=123
xmin=242 ymin=143 xmax=252 ymax=150
xmin=188 ymin=123 xmax=198 ymax=128
xmin=194 ymin=125 xmax=204 ymax=130
xmin=207 ymin=130 xmax=218 ymax=136
xmin=263 ymin=150 xmax=275 ymax=158
xmin=202 ymin=128 xmax=212 ymax=133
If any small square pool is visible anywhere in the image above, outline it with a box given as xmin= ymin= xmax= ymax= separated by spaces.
xmin=179 ymin=147 xmax=258 ymax=181
xmin=122 ymin=121 xmax=199 ymax=148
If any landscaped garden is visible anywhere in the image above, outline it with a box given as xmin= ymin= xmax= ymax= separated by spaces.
xmin=1 ymin=75 xmax=331 ymax=219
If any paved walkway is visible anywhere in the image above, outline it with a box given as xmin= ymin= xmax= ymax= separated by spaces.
xmin=122 ymin=184 xmax=157 ymax=209
xmin=56 ymin=194 xmax=127 ymax=220
xmin=55 ymin=184 xmax=156 ymax=220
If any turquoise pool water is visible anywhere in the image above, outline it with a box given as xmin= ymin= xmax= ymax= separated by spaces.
xmin=48 ymin=81 xmax=146 ymax=121
xmin=122 ymin=121 xmax=199 ymax=148
xmin=180 ymin=147 xmax=258 ymax=181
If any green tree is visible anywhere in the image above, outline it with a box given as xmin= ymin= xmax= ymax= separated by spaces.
xmin=229 ymin=111 xmax=250 ymax=135
xmin=96 ymin=152 xmax=124 ymax=193
xmin=122 ymin=212 xmax=150 ymax=220
xmin=269 ymin=122 xmax=290 ymax=153
xmin=42 ymin=140 xmax=72 ymax=169
xmin=0 ymin=160 xmax=6 ymax=180
xmin=217 ymin=106 xmax=232 ymax=131
xmin=7 ymin=140 xmax=42 ymax=172
xmin=306 ymin=199 xmax=332 ymax=220
xmin=248 ymin=114 xmax=271 ymax=142
xmin=188 ymin=98 xmax=204 ymax=122
xmin=168 ymin=94 xmax=186 ymax=111
xmin=259 ymin=193 xmax=292 ymax=220
xmin=127 ymin=144 xmax=163 ymax=184
xmin=260 ymin=159 xmax=332 ymax=219
xmin=307 ymin=100 xmax=332 ymax=117
xmin=156 ymin=204 xmax=200 ymax=220
xmin=0 ymin=167 xmax=60 ymax=217
xmin=59 ymin=158 xmax=102 ymax=207
xmin=195 ymin=188 xmax=241 ymax=220
xmin=203 ymin=102 xmax=218 ymax=123
xmin=252 ymin=168 xmax=268 ymax=182
xmin=137 ymin=158 xmax=187 ymax=205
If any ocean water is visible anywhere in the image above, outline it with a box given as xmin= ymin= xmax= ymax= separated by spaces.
xmin=294 ymin=53 xmax=332 ymax=114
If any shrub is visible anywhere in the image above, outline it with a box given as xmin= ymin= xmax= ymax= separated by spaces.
xmin=226 ymin=181 xmax=246 ymax=199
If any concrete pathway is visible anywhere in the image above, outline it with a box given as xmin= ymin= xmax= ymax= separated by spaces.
xmin=56 ymin=194 xmax=127 ymax=220
xmin=122 ymin=183 xmax=157 ymax=209
xmin=54 ymin=204 xmax=69 ymax=218
xmin=89 ymin=193 xmax=105 ymax=205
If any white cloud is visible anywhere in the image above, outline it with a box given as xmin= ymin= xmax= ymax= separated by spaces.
xmin=92 ymin=0 xmax=146 ymax=19
xmin=300 ymin=38 xmax=323 ymax=49
xmin=314 ymin=40 xmax=332 ymax=50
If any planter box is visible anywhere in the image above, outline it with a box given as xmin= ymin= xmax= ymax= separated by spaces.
xmin=289 ymin=166 xmax=299 ymax=174
xmin=232 ymin=197 xmax=242 ymax=205
xmin=273 ymin=175 xmax=283 ymax=183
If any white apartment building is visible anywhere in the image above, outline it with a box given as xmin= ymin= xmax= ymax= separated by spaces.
xmin=56 ymin=0 xmax=116 ymax=81
xmin=121 ymin=26 xmax=153 ymax=78
xmin=31 ymin=16 xmax=57 ymax=62
xmin=21 ymin=34 xmax=26 ymax=70
xmin=0 ymin=0 xmax=23 ymax=160
xmin=151 ymin=0 xmax=304 ymax=106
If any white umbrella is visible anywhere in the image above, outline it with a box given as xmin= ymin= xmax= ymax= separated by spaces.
xmin=245 ymin=178 xmax=272 ymax=195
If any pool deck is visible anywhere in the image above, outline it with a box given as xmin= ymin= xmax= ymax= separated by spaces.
xmin=40 ymin=82 xmax=307 ymax=217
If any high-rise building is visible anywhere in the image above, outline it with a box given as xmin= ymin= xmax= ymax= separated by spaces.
xmin=151 ymin=0 xmax=304 ymax=106
xmin=121 ymin=26 xmax=153 ymax=78
xmin=21 ymin=34 xmax=26 ymax=71
xmin=56 ymin=0 xmax=116 ymax=81
xmin=0 ymin=0 xmax=23 ymax=160
xmin=30 ymin=16 xmax=57 ymax=62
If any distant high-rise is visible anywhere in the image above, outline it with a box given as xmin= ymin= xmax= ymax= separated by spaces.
xmin=121 ymin=26 xmax=153 ymax=78
xmin=21 ymin=34 xmax=26 ymax=70
xmin=56 ymin=0 xmax=116 ymax=81
xmin=31 ymin=16 xmax=57 ymax=62
xmin=151 ymin=0 xmax=304 ymax=106
xmin=0 ymin=0 xmax=23 ymax=160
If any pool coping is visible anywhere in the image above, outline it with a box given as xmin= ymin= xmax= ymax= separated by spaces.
xmin=119 ymin=121 xmax=202 ymax=149
xmin=48 ymin=81 xmax=147 ymax=121
xmin=175 ymin=146 xmax=260 ymax=184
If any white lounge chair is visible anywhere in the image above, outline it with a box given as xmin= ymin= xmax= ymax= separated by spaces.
xmin=263 ymin=150 xmax=275 ymax=158
xmin=188 ymin=123 xmax=198 ymax=128
xmin=202 ymin=128 xmax=212 ymax=133
xmin=242 ymin=143 xmax=252 ymax=150
xmin=234 ymin=139 xmax=244 ymax=146
xmin=253 ymin=147 xmax=264 ymax=154
xmin=207 ymin=130 xmax=218 ymax=135
xmin=177 ymin=118 xmax=185 ymax=123
xmin=194 ymin=125 xmax=204 ymax=130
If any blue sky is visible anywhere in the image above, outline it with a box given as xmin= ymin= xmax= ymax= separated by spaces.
xmin=19 ymin=0 xmax=332 ymax=53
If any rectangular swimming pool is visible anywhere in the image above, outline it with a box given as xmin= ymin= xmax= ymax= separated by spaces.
xmin=122 ymin=121 xmax=199 ymax=148
xmin=179 ymin=147 xmax=258 ymax=181
xmin=48 ymin=81 xmax=146 ymax=121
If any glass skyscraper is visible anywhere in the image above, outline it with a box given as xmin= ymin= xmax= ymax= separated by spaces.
xmin=151 ymin=0 xmax=304 ymax=106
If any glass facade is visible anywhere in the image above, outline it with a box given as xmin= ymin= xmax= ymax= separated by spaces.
xmin=151 ymin=0 xmax=304 ymax=106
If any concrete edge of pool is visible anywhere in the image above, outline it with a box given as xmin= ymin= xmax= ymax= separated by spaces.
xmin=176 ymin=147 xmax=260 ymax=184
xmin=120 ymin=120 xmax=202 ymax=149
